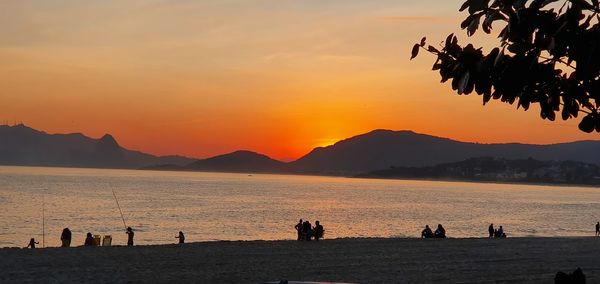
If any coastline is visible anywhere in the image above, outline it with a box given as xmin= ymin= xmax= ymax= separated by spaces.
xmin=3 ymin=164 xmax=600 ymax=188
xmin=2 ymin=237 xmax=600 ymax=283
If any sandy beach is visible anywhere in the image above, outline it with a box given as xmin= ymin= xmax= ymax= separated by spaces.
xmin=1 ymin=237 xmax=600 ymax=283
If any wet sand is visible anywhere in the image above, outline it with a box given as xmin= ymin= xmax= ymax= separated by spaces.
xmin=1 ymin=237 xmax=600 ymax=283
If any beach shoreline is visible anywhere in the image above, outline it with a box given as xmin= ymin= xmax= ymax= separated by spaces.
xmin=2 ymin=237 xmax=600 ymax=283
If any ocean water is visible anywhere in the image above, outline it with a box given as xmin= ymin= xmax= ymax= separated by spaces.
xmin=1 ymin=166 xmax=600 ymax=247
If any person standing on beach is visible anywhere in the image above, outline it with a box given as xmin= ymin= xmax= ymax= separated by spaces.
xmin=314 ymin=221 xmax=324 ymax=241
xmin=596 ymin=222 xmax=599 ymax=237
xmin=175 ymin=231 xmax=185 ymax=244
xmin=61 ymin=228 xmax=72 ymax=247
xmin=26 ymin=238 xmax=39 ymax=248
xmin=295 ymin=219 xmax=303 ymax=241
xmin=126 ymin=227 xmax=134 ymax=246
xmin=488 ymin=224 xmax=494 ymax=238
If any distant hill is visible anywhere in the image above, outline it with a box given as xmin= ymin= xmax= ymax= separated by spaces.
xmin=288 ymin=129 xmax=600 ymax=175
xmin=186 ymin=150 xmax=287 ymax=173
xmin=5 ymin=125 xmax=600 ymax=178
xmin=359 ymin=157 xmax=600 ymax=185
xmin=0 ymin=124 xmax=194 ymax=168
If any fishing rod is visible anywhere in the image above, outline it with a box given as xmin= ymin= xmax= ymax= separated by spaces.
xmin=112 ymin=189 xmax=127 ymax=230
xmin=42 ymin=193 xmax=45 ymax=248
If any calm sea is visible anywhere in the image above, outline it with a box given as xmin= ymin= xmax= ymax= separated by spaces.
xmin=1 ymin=166 xmax=600 ymax=247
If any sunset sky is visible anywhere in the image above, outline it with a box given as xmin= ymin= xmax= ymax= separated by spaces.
xmin=1 ymin=0 xmax=596 ymax=161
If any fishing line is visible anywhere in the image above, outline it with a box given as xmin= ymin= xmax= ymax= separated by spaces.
xmin=112 ymin=189 xmax=127 ymax=230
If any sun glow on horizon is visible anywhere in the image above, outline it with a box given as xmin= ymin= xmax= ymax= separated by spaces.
xmin=1 ymin=0 xmax=598 ymax=161
xmin=314 ymin=138 xmax=341 ymax=148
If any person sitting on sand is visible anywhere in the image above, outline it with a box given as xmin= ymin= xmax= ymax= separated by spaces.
xmin=313 ymin=221 xmax=324 ymax=241
xmin=596 ymin=222 xmax=599 ymax=237
xmin=126 ymin=227 xmax=134 ymax=246
xmin=496 ymin=226 xmax=506 ymax=238
xmin=84 ymin=232 xmax=95 ymax=246
xmin=295 ymin=219 xmax=303 ymax=241
xmin=488 ymin=223 xmax=494 ymax=238
xmin=175 ymin=231 xmax=185 ymax=244
xmin=26 ymin=238 xmax=39 ymax=249
xmin=61 ymin=228 xmax=72 ymax=247
xmin=434 ymin=224 xmax=446 ymax=238
xmin=421 ymin=225 xmax=434 ymax=238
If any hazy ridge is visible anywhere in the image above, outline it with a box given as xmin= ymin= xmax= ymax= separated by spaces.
xmin=3 ymin=125 xmax=600 ymax=176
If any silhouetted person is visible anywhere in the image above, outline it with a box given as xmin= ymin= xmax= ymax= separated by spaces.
xmin=434 ymin=224 xmax=446 ymax=238
xmin=84 ymin=232 xmax=95 ymax=246
xmin=61 ymin=228 xmax=72 ymax=247
xmin=497 ymin=226 xmax=506 ymax=238
xmin=421 ymin=225 xmax=434 ymax=238
xmin=295 ymin=219 xmax=303 ymax=241
xmin=596 ymin=222 xmax=599 ymax=237
xmin=176 ymin=231 xmax=185 ymax=244
xmin=27 ymin=238 xmax=39 ymax=249
xmin=488 ymin=223 xmax=494 ymax=238
xmin=126 ymin=227 xmax=134 ymax=246
xmin=314 ymin=221 xmax=324 ymax=241
xmin=302 ymin=221 xmax=310 ymax=240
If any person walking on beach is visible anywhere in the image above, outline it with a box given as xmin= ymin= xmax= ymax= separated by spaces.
xmin=488 ymin=224 xmax=494 ymax=238
xmin=84 ymin=232 xmax=95 ymax=246
xmin=175 ymin=231 xmax=185 ymax=244
xmin=434 ymin=224 xmax=446 ymax=238
xmin=295 ymin=219 xmax=303 ymax=241
xmin=61 ymin=228 xmax=72 ymax=247
xmin=26 ymin=238 xmax=39 ymax=248
xmin=314 ymin=221 xmax=324 ymax=241
xmin=126 ymin=227 xmax=134 ymax=246
xmin=596 ymin=222 xmax=599 ymax=237
xmin=421 ymin=225 xmax=433 ymax=238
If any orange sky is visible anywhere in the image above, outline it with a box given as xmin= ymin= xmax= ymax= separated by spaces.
xmin=0 ymin=0 xmax=597 ymax=161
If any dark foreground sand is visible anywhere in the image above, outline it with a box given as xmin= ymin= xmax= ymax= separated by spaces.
xmin=2 ymin=237 xmax=600 ymax=283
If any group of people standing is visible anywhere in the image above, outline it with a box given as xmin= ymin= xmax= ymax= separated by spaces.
xmin=294 ymin=219 xmax=324 ymax=241
xmin=421 ymin=224 xmax=446 ymax=238
xmin=27 ymin=227 xmax=188 ymax=248
xmin=83 ymin=227 xmax=135 ymax=246
xmin=27 ymin=227 xmax=136 ymax=248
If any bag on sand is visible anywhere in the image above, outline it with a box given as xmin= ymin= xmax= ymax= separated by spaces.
xmin=555 ymin=267 xmax=585 ymax=284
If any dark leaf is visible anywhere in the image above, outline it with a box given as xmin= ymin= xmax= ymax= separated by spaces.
xmin=572 ymin=0 xmax=594 ymax=9
xmin=445 ymin=34 xmax=454 ymax=48
xmin=579 ymin=114 xmax=596 ymax=133
xmin=427 ymin=45 xmax=440 ymax=53
xmin=458 ymin=71 xmax=471 ymax=94
xmin=459 ymin=0 xmax=471 ymax=12
xmin=420 ymin=37 xmax=427 ymax=46
xmin=410 ymin=44 xmax=420 ymax=60
xmin=467 ymin=14 xmax=481 ymax=36
xmin=513 ymin=0 xmax=527 ymax=9
xmin=468 ymin=0 xmax=488 ymax=14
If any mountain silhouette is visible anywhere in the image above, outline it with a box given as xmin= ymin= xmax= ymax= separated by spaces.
xmin=288 ymin=129 xmax=600 ymax=174
xmin=186 ymin=150 xmax=287 ymax=173
xmin=0 ymin=124 xmax=194 ymax=168
xmin=4 ymin=125 xmax=600 ymax=177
